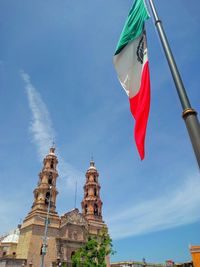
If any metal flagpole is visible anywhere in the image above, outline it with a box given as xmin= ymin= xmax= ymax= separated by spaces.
xmin=148 ymin=0 xmax=200 ymax=168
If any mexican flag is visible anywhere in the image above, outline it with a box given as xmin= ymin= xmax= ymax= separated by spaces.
xmin=113 ymin=0 xmax=150 ymax=160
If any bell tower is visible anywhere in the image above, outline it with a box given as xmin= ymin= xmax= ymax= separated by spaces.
xmin=31 ymin=146 xmax=58 ymax=215
xmin=81 ymin=159 xmax=103 ymax=222
xmin=81 ymin=159 xmax=109 ymax=267
xmin=16 ymin=147 xmax=60 ymax=267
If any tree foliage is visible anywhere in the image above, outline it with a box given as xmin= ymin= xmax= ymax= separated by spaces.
xmin=71 ymin=228 xmax=114 ymax=267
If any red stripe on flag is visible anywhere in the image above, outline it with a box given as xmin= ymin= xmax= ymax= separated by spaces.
xmin=129 ymin=61 xmax=150 ymax=160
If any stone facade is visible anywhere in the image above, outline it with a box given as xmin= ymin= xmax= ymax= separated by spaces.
xmin=0 ymin=148 xmax=109 ymax=267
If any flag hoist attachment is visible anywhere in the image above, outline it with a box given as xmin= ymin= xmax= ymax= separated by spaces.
xmin=148 ymin=0 xmax=200 ymax=168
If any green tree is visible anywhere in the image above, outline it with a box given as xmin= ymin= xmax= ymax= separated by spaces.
xmin=71 ymin=228 xmax=115 ymax=267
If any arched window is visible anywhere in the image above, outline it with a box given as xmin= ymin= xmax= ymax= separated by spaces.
xmin=94 ymin=188 xmax=97 ymax=196
xmin=40 ymin=245 xmax=43 ymax=255
xmin=45 ymin=192 xmax=50 ymax=205
xmin=94 ymin=203 xmax=98 ymax=216
xmin=50 ymin=160 xmax=54 ymax=169
xmin=85 ymin=204 xmax=88 ymax=214
xmin=48 ymin=173 xmax=53 ymax=185
xmin=93 ymin=175 xmax=96 ymax=182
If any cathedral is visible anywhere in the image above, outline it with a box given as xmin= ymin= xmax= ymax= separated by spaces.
xmin=0 ymin=147 xmax=109 ymax=267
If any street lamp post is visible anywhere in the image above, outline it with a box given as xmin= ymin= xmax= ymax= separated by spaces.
xmin=40 ymin=185 xmax=52 ymax=267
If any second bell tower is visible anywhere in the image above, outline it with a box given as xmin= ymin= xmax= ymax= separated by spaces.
xmin=81 ymin=159 xmax=103 ymax=222
xmin=81 ymin=159 xmax=109 ymax=267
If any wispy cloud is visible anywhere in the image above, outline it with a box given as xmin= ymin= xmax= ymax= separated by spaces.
xmin=20 ymin=70 xmax=84 ymax=189
xmin=108 ymin=172 xmax=200 ymax=239
xmin=20 ymin=70 xmax=54 ymax=158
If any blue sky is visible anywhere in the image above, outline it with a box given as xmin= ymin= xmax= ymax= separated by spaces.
xmin=0 ymin=0 xmax=200 ymax=264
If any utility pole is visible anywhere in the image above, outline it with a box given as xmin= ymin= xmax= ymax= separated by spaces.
xmin=148 ymin=0 xmax=200 ymax=168
xmin=40 ymin=185 xmax=52 ymax=267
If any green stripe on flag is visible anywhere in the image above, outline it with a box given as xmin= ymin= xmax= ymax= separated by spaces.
xmin=115 ymin=0 xmax=150 ymax=55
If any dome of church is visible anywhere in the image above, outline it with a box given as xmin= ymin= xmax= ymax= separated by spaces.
xmin=1 ymin=228 xmax=20 ymax=244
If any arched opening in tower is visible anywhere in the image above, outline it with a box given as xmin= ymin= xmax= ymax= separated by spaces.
xmin=45 ymin=191 xmax=50 ymax=205
xmin=94 ymin=187 xmax=97 ymax=196
xmin=48 ymin=173 xmax=53 ymax=185
xmin=94 ymin=203 xmax=98 ymax=216
xmin=85 ymin=204 xmax=88 ymax=214
xmin=50 ymin=160 xmax=54 ymax=169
